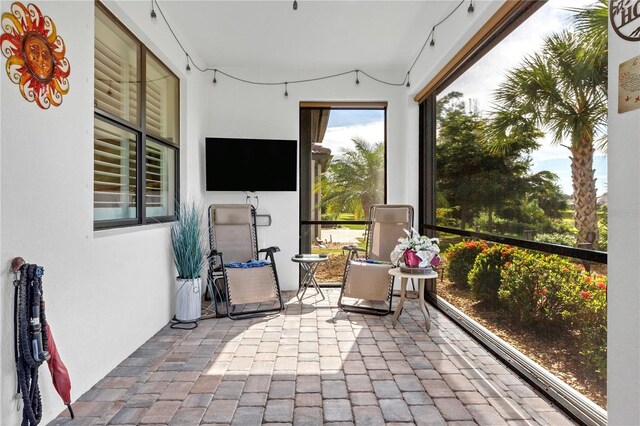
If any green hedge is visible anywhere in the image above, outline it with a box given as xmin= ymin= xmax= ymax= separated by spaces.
xmin=499 ymin=252 xmax=583 ymax=327
xmin=443 ymin=240 xmax=607 ymax=378
xmin=444 ymin=240 xmax=488 ymax=288
xmin=468 ymin=244 xmax=515 ymax=304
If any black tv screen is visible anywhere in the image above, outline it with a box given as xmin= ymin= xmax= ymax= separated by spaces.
xmin=206 ymin=137 xmax=297 ymax=191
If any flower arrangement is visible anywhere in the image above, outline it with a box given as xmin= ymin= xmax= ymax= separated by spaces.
xmin=390 ymin=228 xmax=440 ymax=269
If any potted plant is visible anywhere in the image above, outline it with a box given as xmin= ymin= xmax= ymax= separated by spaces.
xmin=390 ymin=227 xmax=440 ymax=270
xmin=170 ymin=201 xmax=206 ymax=327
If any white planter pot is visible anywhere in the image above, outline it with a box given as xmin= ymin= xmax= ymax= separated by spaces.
xmin=175 ymin=277 xmax=201 ymax=322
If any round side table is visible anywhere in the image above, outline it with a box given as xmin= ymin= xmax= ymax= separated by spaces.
xmin=291 ymin=254 xmax=329 ymax=302
xmin=388 ymin=267 xmax=438 ymax=330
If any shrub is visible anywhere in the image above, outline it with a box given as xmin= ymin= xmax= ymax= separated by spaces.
xmin=499 ymin=252 xmax=583 ymax=327
xmin=534 ymin=232 xmax=576 ymax=247
xmin=468 ymin=244 xmax=515 ymax=304
xmin=559 ymin=272 xmax=608 ymax=378
xmin=444 ymin=240 xmax=488 ymax=288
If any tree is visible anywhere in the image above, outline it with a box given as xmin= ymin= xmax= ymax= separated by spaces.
xmin=436 ymin=91 xmax=465 ymax=122
xmin=437 ymin=101 xmax=530 ymax=230
xmin=319 ymin=138 xmax=384 ymax=218
xmin=527 ymin=171 xmax=568 ymax=219
xmin=489 ymin=1 xmax=607 ymax=247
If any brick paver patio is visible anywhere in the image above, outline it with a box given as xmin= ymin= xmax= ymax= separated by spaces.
xmin=50 ymin=289 xmax=575 ymax=425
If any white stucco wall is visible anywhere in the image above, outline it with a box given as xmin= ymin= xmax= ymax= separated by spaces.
xmin=0 ymin=1 xmax=207 ymax=424
xmin=203 ymin=69 xmax=409 ymax=291
xmin=607 ymin=23 xmax=640 ymax=425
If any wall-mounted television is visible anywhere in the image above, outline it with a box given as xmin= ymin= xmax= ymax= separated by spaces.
xmin=205 ymin=137 xmax=297 ymax=191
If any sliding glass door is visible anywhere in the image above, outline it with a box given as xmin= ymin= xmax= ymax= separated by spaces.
xmin=299 ymin=103 xmax=387 ymax=284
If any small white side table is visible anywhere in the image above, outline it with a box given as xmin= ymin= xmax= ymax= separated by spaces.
xmin=292 ymin=254 xmax=329 ymax=301
xmin=388 ymin=267 xmax=438 ymax=330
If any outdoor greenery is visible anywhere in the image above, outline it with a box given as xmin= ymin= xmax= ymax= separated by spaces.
xmin=533 ymin=232 xmax=576 ymax=247
xmin=444 ymin=240 xmax=607 ymax=378
xmin=445 ymin=240 xmax=488 ymax=288
xmin=468 ymin=244 xmax=515 ymax=304
xmin=499 ymin=251 xmax=583 ymax=326
xmin=318 ymin=137 xmax=384 ymax=219
xmin=436 ymin=0 xmax=608 ymax=250
xmin=437 ymin=93 xmax=569 ymax=236
xmin=488 ymin=0 xmax=608 ymax=248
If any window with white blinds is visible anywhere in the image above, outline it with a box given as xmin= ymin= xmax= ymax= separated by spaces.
xmin=95 ymin=7 xmax=139 ymax=125
xmin=94 ymin=4 xmax=179 ymax=228
xmin=146 ymin=54 xmax=178 ymax=145
xmin=94 ymin=119 xmax=137 ymax=221
xmin=146 ymin=139 xmax=175 ymax=217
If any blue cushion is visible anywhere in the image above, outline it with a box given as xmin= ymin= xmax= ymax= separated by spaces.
xmin=352 ymin=259 xmax=392 ymax=265
xmin=225 ymin=260 xmax=271 ymax=268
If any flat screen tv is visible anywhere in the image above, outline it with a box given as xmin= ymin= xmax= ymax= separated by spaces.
xmin=206 ymin=137 xmax=297 ymax=191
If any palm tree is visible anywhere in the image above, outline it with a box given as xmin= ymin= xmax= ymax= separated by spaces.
xmin=319 ymin=137 xmax=384 ymax=219
xmin=489 ymin=1 xmax=607 ymax=247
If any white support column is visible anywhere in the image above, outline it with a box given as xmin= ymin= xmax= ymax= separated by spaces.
xmin=607 ymin=22 xmax=640 ymax=425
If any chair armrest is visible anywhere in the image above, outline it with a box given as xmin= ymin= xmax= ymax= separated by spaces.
xmin=259 ymin=246 xmax=280 ymax=262
xmin=258 ymin=246 xmax=281 ymax=254
xmin=343 ymin=245 xmax=365 ymax=260
xmin=207 ymin=250 xmax=222 ymax=260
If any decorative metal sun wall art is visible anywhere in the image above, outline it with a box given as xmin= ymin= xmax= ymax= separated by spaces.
xmin=1 ymin=2 xmax=70 ymax=109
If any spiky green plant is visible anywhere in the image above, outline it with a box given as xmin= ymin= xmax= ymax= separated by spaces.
xmin=171 ymin=202 xmax=206 ymax=279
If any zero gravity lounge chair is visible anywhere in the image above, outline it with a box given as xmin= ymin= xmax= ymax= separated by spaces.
xmin=338 ymin=204 xmax=414 ymax=316
xmin=207 ymin=204 xmax=284 ymax=319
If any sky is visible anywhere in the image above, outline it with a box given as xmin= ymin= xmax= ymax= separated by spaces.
xmin=320 ymin=0 xmax=606 ymax=197
xmin=323 ymin=110 xmax=385 ymax=155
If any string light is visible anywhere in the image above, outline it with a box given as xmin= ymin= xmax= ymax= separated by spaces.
xmin=149 ymin=0 xmax=467 ymax=92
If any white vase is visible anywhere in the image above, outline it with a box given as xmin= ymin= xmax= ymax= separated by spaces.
xmin=175 ymin=277 xmax=201 ymax=322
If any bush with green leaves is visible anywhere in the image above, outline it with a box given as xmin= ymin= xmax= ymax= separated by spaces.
xmin=468 ymin=243 xmax=515 ymax=303
xmin=534 ymin=232 xmax=576 ymax=247
xmin=444 ymin=240 xmax=488 ymax=288
xmin=559 ymin=272 xmax=608 ymax=378
xmin=597 ymin=204 xmax=607 ymax=251
xmin=499 ymin=252 xmax=583 ymax=326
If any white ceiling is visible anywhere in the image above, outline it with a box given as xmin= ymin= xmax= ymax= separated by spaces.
xmin=158 ymin=1 xmax=452 ymax=71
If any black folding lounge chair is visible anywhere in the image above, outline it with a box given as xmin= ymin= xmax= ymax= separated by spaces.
xmin=207 ymin=204 xmax=284 ymax=319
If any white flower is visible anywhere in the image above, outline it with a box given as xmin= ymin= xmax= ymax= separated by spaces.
xmin=390 ymin=228 xmax=440 ymax=267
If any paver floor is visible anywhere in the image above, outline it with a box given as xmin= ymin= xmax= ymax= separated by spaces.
xmin=50 ymin=289 xmax=575 ymax=425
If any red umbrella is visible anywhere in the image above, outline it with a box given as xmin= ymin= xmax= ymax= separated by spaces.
xmin=46 ymin=323 xmax=74 ymax=418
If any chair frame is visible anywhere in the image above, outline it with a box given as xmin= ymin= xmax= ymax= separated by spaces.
xmin=207 ymin=204 xmax=284 ymax=320
xmin=338 ymin=204 xmax=414 ymax=316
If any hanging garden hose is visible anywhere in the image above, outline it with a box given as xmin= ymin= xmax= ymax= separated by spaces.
xmin=14 ymin=261 xmax=49 ymax=425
